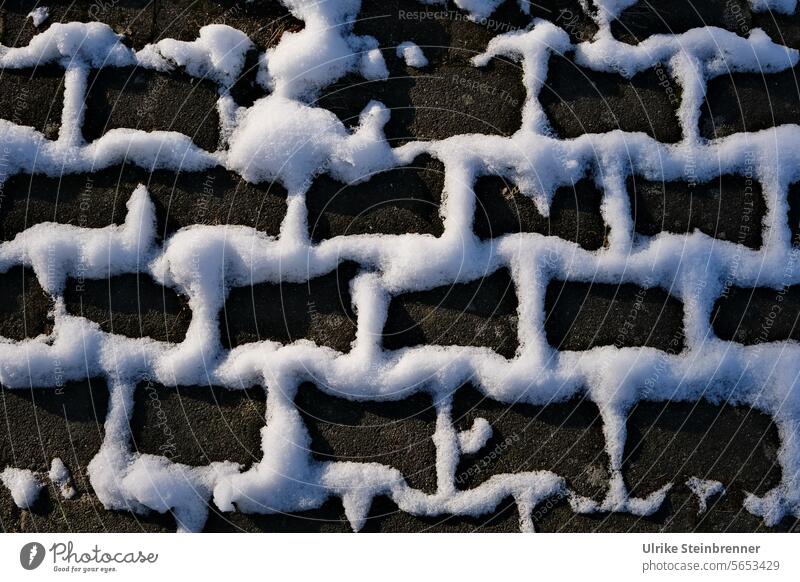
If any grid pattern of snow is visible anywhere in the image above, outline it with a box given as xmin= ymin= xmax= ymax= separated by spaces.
xmin=1 ymin=0 xmax=800 ymax=531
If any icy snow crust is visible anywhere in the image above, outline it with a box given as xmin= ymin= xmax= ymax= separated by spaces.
xmin=1 ymin=0 xmax=800 ymax=531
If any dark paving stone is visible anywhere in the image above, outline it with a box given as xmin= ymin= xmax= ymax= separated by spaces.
xmin=296 ymin=383 xmax=437 ymax=493
xmin=0 ymin=165 xmax=286 ymax=242
xmin=0 ymin=379 xmax=108 ymax=478
xmin=0 ymin=266 xmax=53 ymax=340
xmin=474 ymin=175 xmax=606 ymax=249
xmin=361 ymin=494 xmax=521 ymax=532
xmin=0 ymin=0 xmax=154 ymax=49
xmin=452 ymin=384 xmax=608 ymax=499
xmin=221 ymin=262 xmax=359 ymax=351
xmin=83 ymin=67 xmax=221 ymax=151
xmin=0 ymin=66 xmax=64 ymax=139
xmin=787 ymin=180 xmax=800 ymax=245
xmin=628 ymin=174 xmax=765 ymax=248
xmin=701 ymin=65 xmax=800 ymax=139
xmin=204 ymin=497 xmax=352 ymax=533
xmin=130 ymin=382 xmax=265 ymax=467
xmin=382 ymin=268 xmax=519 ymax=358
xmin=611 ymin=0 xmax=752 ymax=44
xmin=753 ymin=8 xmax=800 ymax=50
xmin=541 ymin=54 xmax=683 ymax=142
xmin=63 ymin=274 xmax=191 ymax=343
xmin=544 ymin=280 xmax=686 ymax=351
xmin=306 ymin=154 xmax=444 ymax=241
xmin=712 ymin=285 xmax=800 ymax=344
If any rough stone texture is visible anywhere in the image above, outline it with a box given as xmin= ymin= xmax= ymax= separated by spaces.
xmin=474 ymin=176 xmax=607 ymax=249
xmin=306 ymin=154 xmax=444 ymax=241
xmin=712 ymin=285 xmax=800 ymax=344
xmin=787 ymin=180 xmax=800 ymax=245
xmin=753 ymin=8 xmax=800 ymax=50
xmin=541 ymin=54 xmax=683 ymax=142
xmin=83 ymin=67 xmax=221 ymax=151
xmin=383 ymin=269 xmax=519 ymax=358
xmin=611 ymin=0 xmax=753 ymax=44
xmin=452 ymin=384 xmax=609 ymax=500
xmin=0 ymin=165 xmax=286 ymax=242
xmin=0 ymin=266 xmax=53 ymax=340
xmin=64 ymin=274 xmax=191 ymax=343
xmin=628 ymin=174 xmax=765 ymax=248
xmin=701 ymin=65 xmax=800 ymax=139
xmin=221 ymin=262 xmax=359 ymax=352
xmin=0 ymin=0 xmax=154 ymax=49
xmin=296 ymin=383 xmax=438 ymax=493
xmin=0 ymin=66 xmax=64 ymax=139
xmin=131 ymin=383 xmax=265 ymax=467
xmin=544 ymin=281 xmax=686 ymax=351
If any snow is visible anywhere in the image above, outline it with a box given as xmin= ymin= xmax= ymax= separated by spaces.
xmin=27 ymin=6 xmax=49 ymax=27
xmin=49 ymin=458 xmax=77 ymax=499
xmin=397 ymin=41 xmax=428 ymax=68
xmin=686 ymin=477 xmax=725 ymax=514
xmin=1 ymin=467 xmax=44 ymax=509
xmin=0 ymin=0 xmax=798 ymax=531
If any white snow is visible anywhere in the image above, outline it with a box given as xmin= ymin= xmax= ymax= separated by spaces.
xmin=0 ymin=0 xmax=798 ymax=532
xmin=27 ymin=6 xmax=49 ymax=27
xmin=1 ymin=467 xmax=44 ymax=509
xmin=397 ymin=41 xmax=429 ymax=68
xmin=686 ymin=477 xmax=725 ymax=514
xmin=49 ymin=458 xmax=77 ymax=499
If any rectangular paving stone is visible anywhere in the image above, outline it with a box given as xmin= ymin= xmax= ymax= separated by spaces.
xmin=541 ymin=54 xmax=683 ymax=143
xmin=83 ymin=67 xmax=221 ymax=152
xmin=473 ymin=176 xmax=606 ymax=249
xmin=701 ymin=65 xmax=800 ymax=139
xmin=611 ymin=0 xmax=753 ymax=44
xmin=624 ymin=400 xmax=781 ymax=503
xmin=712 ymin=285 xmax=800 ymax=344
xmin=305 ymin=154 xmax=444 ymax=241
xmin=452 ymin=384 xmax=608 ymax=500
xmin=63 ymin=274 xmax=191 ymax=343
xmin=0 ymin=379 xmax=108 ymax=478
xmin=382 ymin=269 xmax=519 ymax=358
xmin=0 ymin=66 xmax=64 ymax=139
xmin=0 ymin=266 xmax=53 ymax=340
xmin=131 ymin=382 xmax=265 ymax=467
xmin=0 ymin=0 xmax=154 ymax=49
xmin=0 ymin=165 xmax=286 ymax=242
xmin=221 ymin=262 xmax=359 ymax=352
xmin=295 ymin=383 xmax=438 ymax=493
xmin=628 ymin=174 xmax=765 ymax=248
xmin=544 ymin=280 xmax=685 ymax=351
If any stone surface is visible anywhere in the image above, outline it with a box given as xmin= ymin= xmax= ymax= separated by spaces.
xmin=0 ymin=66 xmax=64 ymax=139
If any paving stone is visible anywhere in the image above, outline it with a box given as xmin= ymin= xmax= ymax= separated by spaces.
xmin=544 ymin=280 xmax=686 ymax=351
xmin=306 ymin=154 xmax=444 ymax=241
xmin=628 ymin=174 xmax=765 ymax=248
xmin=204 ymin=497 xmax=352 ymax=533
xmin=0 ymin=0 xmax=154 ymax=49
xmin=0 ymin=165 xmax=286 ymax=242
xmin=83 ymin=67 xmax=221 ymax=151
xmin=474 ymin=175 xmax=606 ymax=248
xmin=0 ymin=66 xmax=64 ymax=139
xmin=221 ymin=262 xmax=359 ymax=351
xmin=541 ymin=54 xmax=683 ymax=142
xmin=611 ymin=0 xmax=752 ymax=44
xmin=711 ymin=285 xmax=800 ymax=344
xmin=0 ymin=379 xmax=108 ymax=478
xmin=786 ymin=180 xmax=800 ymax=245
xmin=130 ymin=382 xmax=265 ymax=467
xmin=0 ymin=266 xmax=53 ymax=340
xmin=701 ymin=65 xmax=800 ymax=139
xmin=452 ymin=384 xmax=608 ymax=500
xmin=296 ymin=383 xmax=438 ymax=493
xmin=383 ymin=268 xmax=519 ymax=358
xmin=63 ymin=274 xmax=191 ymax=343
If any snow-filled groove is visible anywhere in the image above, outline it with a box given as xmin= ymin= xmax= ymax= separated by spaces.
xmin=1 ymin=0 xmax=800 ymax=531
